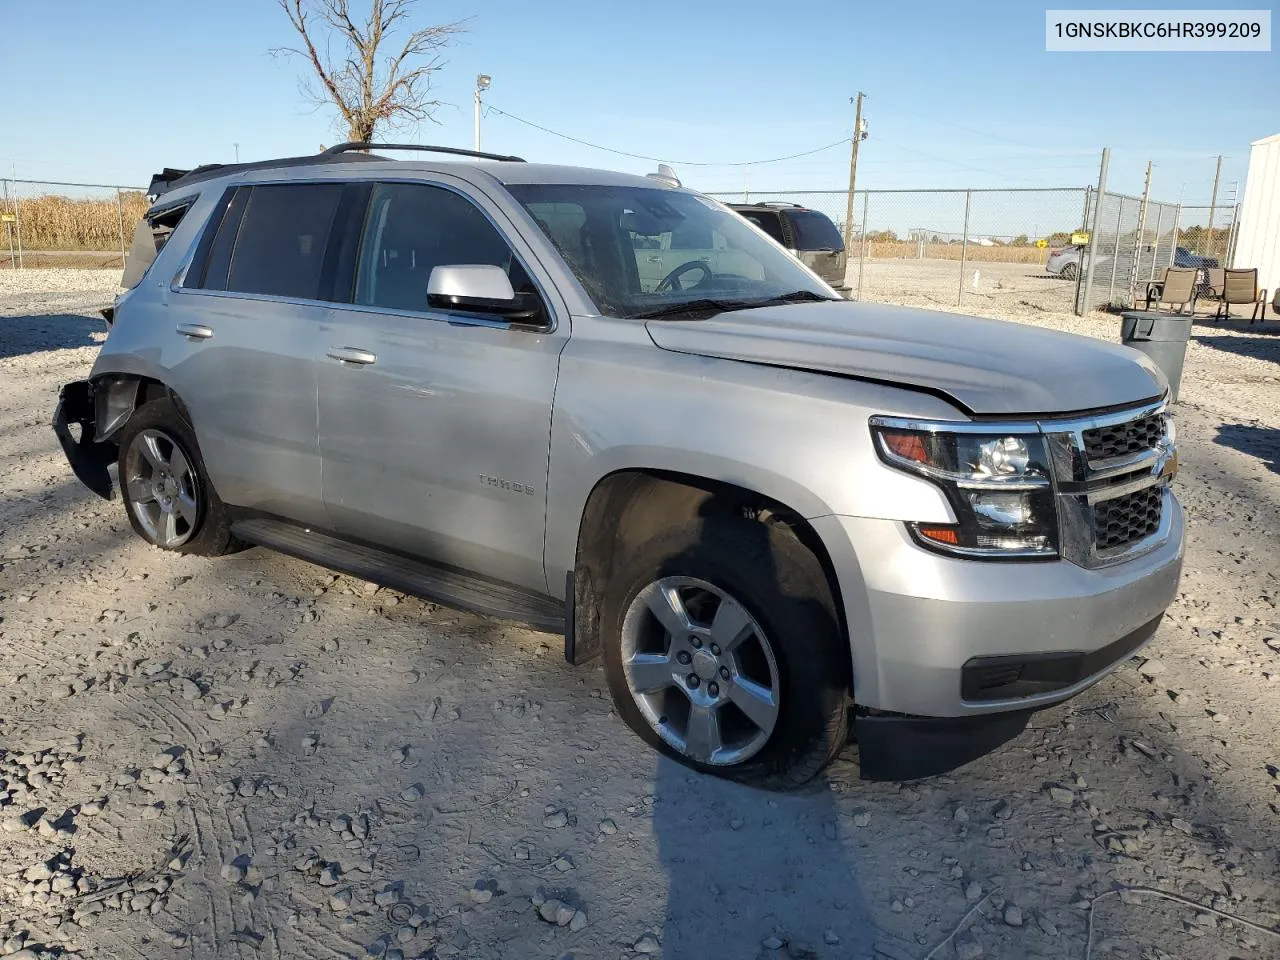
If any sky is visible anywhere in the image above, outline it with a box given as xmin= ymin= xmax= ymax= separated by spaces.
xmin=1 ymin=0 xmax=1276 ymax=211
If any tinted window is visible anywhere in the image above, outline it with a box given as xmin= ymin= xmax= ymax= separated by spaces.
xmin=787 ymin=210 xmax=843 ymax=251
xmin=222 ymin=184 xmax=343 ymax=299
xmin=196 ymin=188 xmax=249 ymax=291
xmin=738 ymin=210 xmax=786 ymax=245
xmin=355 ymin=182 xmax=531 ymax=312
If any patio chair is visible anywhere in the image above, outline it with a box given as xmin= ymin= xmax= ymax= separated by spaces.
xmin=1142 ymin=266 xmax=1198 ymax=314
xmin=1199 ymin=267 xmax=1225 ymax=307
xmin=1215 ymin=268 xmax=1268 ymax=323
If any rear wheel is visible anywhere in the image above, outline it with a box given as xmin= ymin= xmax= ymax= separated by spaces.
xmin=117 ymin=398 xmax=239 ymax=556
xmin=600 ymin=517 xmax=849 ymax=789
xmin=1060 ymin=261 xmax=1079 ymax=280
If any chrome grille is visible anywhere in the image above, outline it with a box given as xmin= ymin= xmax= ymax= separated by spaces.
xmin=1044 ymin=401 xmax=1173 ymax=568
xmin=1094 ymin=485 xmax=1163 ymax=551
xmin=1081 ymin=413 xmax=1164 ymax=462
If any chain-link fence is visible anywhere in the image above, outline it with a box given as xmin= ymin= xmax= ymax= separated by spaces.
xmin=707 ymin=188 xmax=1092 ymax=315
xmin=706 ymin=185 xmax=1241 ymax=317
xmin=0 ymin=178 xmax=148 ymax=269
xmin=1072 ymin=196 xmax=1238 ymax=313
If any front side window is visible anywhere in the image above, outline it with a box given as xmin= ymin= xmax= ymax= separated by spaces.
xmin=217 ymin=183 xmax=344 ymax=298
xmin=507 ymin=184 xmax=834 ymax=318
xmin=354 ymin=182 xmax=532 ymax=312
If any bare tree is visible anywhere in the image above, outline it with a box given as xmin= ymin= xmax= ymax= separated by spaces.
xmin=274 ymin=0 xmax=467 ymax=143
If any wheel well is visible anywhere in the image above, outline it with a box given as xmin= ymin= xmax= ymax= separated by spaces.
xmin=568 ymin=469 xmax=850 ymax=680
xmin=93 ymin=375 xmax=179 ymax=441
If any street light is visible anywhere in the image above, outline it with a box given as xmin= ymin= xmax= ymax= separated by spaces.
xmin=474 ymin=74 xmax=491 ymax=153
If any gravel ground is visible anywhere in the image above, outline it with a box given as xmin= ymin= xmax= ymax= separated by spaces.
xmin=1 ymin=268 xmax=1279 ymax=960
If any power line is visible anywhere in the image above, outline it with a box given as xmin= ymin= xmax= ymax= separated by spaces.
xmin=483 ymin=104 xmax=851 ymax=167
xmin=871 ymin=96 xmax=1066 ymax=151
xmin=867 ymin=135 xmax=1046 ymax=183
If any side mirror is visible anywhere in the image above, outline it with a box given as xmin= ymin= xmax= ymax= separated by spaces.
xmin=426 ymin=264 xmax=539 ymax=322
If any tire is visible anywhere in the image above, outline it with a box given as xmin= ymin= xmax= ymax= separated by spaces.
xmin=116 ymin=397 xmax=240 ymax=556
xmin=1060 ymin=262 xmax=1078 ymax=280
xmin=600 ymin=516 xmax=849 ymax=789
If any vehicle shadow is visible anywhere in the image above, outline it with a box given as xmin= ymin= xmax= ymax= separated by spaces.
xmin=1213 ymin=423 xmax=1280 ymax=475
xmin=0 ymin=311 xmax=106 ymax=360
xmin=646 ymin=513 xmax=878 ymax=958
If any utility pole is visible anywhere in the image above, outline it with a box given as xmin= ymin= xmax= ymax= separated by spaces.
xmin=233 ymin=142 xmax=240 ymax=163
xmin=1204 ymin=153 xmax=1222 ymax=260
xmin=842 ymin=92 xmax=866 ymax=252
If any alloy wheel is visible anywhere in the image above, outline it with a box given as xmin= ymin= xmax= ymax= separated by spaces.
xmin=619 ymin=576 xmax=781 ymax=765
xmin=124 ymin=428 xmax=200 ymax=548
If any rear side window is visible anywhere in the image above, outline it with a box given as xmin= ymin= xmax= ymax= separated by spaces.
xmin=786 ymin=210 xmax=844 ymax=251
xmin=739 ymin=210 xmax=786 ymax=245
xmin=197 ymin=183 xmax=343 ymax=299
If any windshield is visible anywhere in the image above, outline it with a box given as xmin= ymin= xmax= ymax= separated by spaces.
xmin=505 ymin=184 xmax=834 ymax=318
xmin=788 ymin=209 xmax=844 ymax=251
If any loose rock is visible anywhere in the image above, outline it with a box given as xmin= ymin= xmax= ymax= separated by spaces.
xmin=633 ymin=933 xmax=661 ymax=954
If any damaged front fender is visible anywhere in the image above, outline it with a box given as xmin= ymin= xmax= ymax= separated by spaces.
xmin=52 ymin=380 xmax=117 ymax=499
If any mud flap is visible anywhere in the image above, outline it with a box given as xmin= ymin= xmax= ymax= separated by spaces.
xmin=854 ymin=708 xmax=1031 ymax=781
xmin=51 ymin=380 xmax=117 ymax=499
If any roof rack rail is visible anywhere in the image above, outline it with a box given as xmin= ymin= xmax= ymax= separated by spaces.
xmin=321 ymin=142 xmax=526 ymax=163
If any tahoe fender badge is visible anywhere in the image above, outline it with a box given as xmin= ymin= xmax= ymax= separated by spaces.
xmin=479 ymin=473 xmax=537 ymax=496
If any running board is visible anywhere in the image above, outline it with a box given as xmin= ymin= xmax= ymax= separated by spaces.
xmin=231 ymin=518 xmax=564 ymax=633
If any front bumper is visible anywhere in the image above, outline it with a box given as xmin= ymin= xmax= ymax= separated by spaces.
xmin=812 ymin=492 xmax=1184 ymax=719
xmin=52 ymin=379 xmax=116 ymax=499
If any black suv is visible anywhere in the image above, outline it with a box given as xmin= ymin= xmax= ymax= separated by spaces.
xmin=728 ymin=202 xmax=849 ymax=295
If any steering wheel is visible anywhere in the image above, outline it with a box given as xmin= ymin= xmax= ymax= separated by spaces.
xmin=657 ymin=259 xmax=713 ymax=292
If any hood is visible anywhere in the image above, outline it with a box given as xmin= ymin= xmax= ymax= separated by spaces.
xmin=645 ymin=301 xmax=1166 ymax=416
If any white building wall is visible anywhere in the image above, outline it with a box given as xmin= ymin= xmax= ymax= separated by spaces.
xmin=1232 ymin=133 xmax=1280 ymax=301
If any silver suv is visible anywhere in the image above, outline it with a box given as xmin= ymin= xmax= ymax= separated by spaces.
xmin=54 ymin=144 xmax=1184 ymax=788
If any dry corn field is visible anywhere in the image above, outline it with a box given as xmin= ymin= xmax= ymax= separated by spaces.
xmin=855 ymin=241 xmax=1050 ymax=264
xmin=0 ymin=193 xmax=149 ymax=251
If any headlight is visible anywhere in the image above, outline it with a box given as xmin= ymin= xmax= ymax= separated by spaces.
xmin=871 ymin=419 xmax=1059 ymax=559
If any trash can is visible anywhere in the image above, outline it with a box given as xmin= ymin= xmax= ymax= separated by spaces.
xmin=1120 ymin=310 xmax=1193 ymax=402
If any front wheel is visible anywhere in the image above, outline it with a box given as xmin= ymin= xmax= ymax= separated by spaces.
xmin=600 ymin=517 xmax=850 ymax=789
xmin=117 ymin=397 xmax=239 ymax=556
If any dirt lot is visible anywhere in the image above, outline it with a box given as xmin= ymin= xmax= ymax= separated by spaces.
xmin=1 ymin=268 xmax=1279 ymax=960
xmin=847 ymin=258 xmax=1082 ymax=318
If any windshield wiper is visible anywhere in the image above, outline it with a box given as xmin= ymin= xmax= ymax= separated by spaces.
xmin=632 ymin=299 xmax=752 ymax=320
xmin=736 ymin=290 xmax=838 ymax=307
xmin=633 ymin=290 xmax=837 ymax=321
